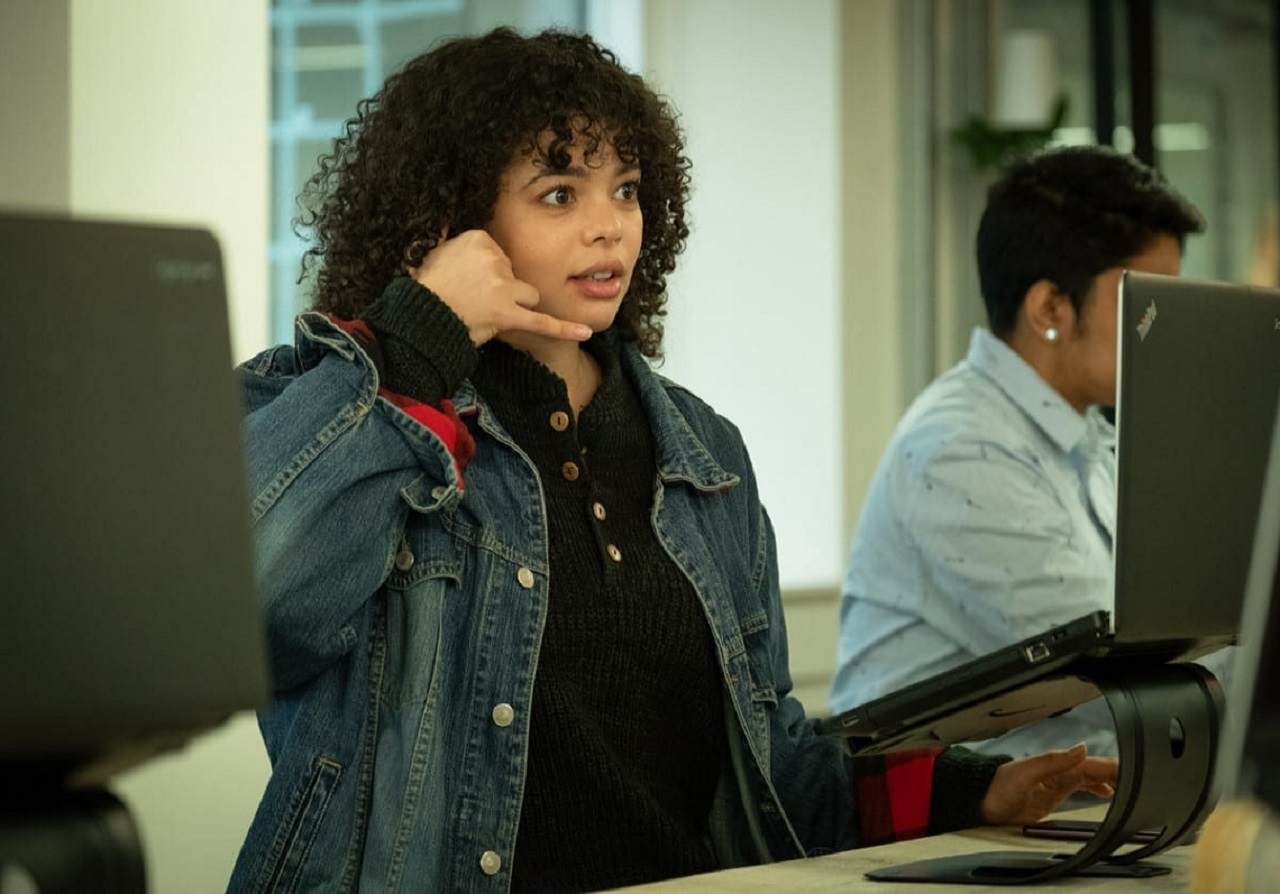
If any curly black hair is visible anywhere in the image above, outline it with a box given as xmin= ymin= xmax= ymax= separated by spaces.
xmin=298 ymin=27 xmax=691 ymax=358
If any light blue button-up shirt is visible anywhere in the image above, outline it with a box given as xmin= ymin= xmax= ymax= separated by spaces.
xmin=830 ymin=327 xmax=1120 ymax=757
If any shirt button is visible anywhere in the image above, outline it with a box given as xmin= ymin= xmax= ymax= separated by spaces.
xmin=516 ymin=566 xmax=535 ymax=589
xmin=592 ymin=501 xmax=606 ymax=521
xmin=394 ymin=548 xmax=415 ymax=572
xmin=430 ymin=485 xmax=447 ymax=500
xmin=606 ymin=544 xmax=622 ymax=563
xmin=549 ymin=411 xmax=570 ymax=431
xmin=492 ymin=703 xmax=515 ymax=727
xmin=479 ymin=850 xmax=502 ymax=875
xmin=561 ymin=462 xmax=580 ymax=481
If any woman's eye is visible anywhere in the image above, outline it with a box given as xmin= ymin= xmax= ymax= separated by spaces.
xmin=616 ymin=181 xmax=640 ymax=201
xmin=541 ymin=186 xmax=572 ymax=206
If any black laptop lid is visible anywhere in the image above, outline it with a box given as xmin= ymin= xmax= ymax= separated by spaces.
xmin=1113 ymin=272 xmax=1280 ymax=654
xmin=0 ymin=212 xmax=268 ymax=784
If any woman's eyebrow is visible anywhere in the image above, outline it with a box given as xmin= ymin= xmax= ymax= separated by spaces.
xmin=520 ymin=160 xmax=641 ymax=190
xmin=522 ymin=166 xmax=587 ymax=188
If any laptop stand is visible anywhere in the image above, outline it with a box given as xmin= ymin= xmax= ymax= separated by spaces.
xmin=0 ymin=787 xmax=146 ymax=893
xmin=866 ymin=661 xmax=1223 ymax=884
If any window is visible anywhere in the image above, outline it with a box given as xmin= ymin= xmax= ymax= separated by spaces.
xmin=269 ymin=0 xmax=589 ymax=341
xmin=919 ymin=0 xmax=1276 ymax=374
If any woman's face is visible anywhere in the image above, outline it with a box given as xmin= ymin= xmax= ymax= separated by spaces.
xmin=1062 ymin=233 xmax=1183 ymax=410
xmin=484 ymin=134 xmax=644 ymax=337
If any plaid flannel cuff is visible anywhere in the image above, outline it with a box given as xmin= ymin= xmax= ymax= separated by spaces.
xmin=853 ymin=747 xmax=942 ymax=846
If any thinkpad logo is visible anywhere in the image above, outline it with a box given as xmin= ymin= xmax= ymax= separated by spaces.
xmin=1137 ymin=300 xmax=1158 ymax=341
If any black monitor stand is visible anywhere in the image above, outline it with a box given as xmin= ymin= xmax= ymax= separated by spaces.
xmin=0 ymin=787 xmax=146 ymax=893
xmin=867 ymin=661 xmax=1223 ymax=884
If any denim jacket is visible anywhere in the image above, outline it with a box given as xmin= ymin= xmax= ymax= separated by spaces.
xmin=229 ymin=313 xmax=922 ymax=892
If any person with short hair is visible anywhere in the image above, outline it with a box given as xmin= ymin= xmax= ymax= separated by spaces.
xmin=830 ymin=146 xmax=1207 ymax=760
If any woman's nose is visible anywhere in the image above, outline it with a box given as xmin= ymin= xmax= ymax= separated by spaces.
xmin=584 ymin=200 xmax=623 ymax=244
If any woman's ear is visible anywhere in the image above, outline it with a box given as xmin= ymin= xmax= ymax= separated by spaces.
xmin=1022 ymin=279 xmax=1070 ymax=343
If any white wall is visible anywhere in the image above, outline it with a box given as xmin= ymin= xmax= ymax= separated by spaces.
xmin=645 ymin=0 xmax=846 ymax=590
xmin=1 ymin=0 xmax=905 ymax=885
xmin=0 ymin=1 xmax=69 ymax=209
xmin=643 ymin=0 xmax=903 ymax=708
xmin=68 ymin=0 xmax=271 ymax=361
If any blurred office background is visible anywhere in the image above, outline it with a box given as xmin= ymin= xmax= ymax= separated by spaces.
xmin=1 ymin=0 xmax=1274 ymax=889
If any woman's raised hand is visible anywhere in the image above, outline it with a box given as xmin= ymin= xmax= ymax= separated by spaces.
xmin=409 ymin=230 xmax=592 ymax=346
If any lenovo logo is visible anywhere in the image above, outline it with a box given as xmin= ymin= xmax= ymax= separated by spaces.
xmin=153 ymin=258 xmax=218 ymax=284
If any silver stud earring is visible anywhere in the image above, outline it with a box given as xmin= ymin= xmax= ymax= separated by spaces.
xmin=1045 ymin=327 xmax=1059 ymax=342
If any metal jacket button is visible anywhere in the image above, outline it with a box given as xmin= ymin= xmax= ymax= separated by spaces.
xmin=479 ymin=851 xmax=502 ymax=875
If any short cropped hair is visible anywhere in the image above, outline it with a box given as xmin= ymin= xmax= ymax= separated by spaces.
xmin=298 ymin=28 xmax=691 ymax=358
xmin=977 ymin=146 xmax=1205 ymax=337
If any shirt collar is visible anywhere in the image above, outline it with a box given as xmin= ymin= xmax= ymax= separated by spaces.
xmin=966 ymin=327 xmax=1111 ymax=454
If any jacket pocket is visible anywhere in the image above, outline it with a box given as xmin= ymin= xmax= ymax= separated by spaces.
xmin=738 ymin=609 xmax=780 ymax=697
xmin=382 ymin=522 xmax=462 ymax=710
xmin=261 ymin=756 xmax=343 ymax=893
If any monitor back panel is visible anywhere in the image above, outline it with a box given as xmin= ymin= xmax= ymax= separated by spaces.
xmin=0 ymin=213 xmax=268 ymax=781
xmin=1113 ymin=272 xmax=1280 ymax=654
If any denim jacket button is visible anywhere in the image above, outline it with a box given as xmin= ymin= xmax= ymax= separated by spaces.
xmin=516 ymin=567 xmax=535 ymax=589
xmin=430 ymin=485 xmax=447 ymax=501
xmin=491 ymin=703 xmax=515 ymax=727
xmin=394 ymin=548 xmax=415 ymax=572
xmin=479 ymin=850 xmax=502 ymax=875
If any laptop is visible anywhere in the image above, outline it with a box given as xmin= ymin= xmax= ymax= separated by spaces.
xmin=817 ymin=271 xmax=1280 ymax=753
xmin=0 ymin=212 xmax=269 ymax=787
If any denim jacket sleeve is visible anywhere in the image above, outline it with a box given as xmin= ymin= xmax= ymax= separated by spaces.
xmin=238 ymin=312 xmax=464 ymax=693
xmin=745 ymin=496 xmax=866 ymax=855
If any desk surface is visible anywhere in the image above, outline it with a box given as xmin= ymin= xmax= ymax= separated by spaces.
xmin=615 ymin=807 xmax=1193 ymax=892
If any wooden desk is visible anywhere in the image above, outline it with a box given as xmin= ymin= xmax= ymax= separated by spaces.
xmin=616 ymin=808 xmax=1193 ymax=892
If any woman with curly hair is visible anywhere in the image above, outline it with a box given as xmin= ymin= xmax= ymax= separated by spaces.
xmin=231 ymin=27 xmax=1116 ymax=893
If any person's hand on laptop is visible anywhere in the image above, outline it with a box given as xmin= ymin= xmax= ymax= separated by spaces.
xmin=979 ymin=743 xmax=1117 ymax=825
